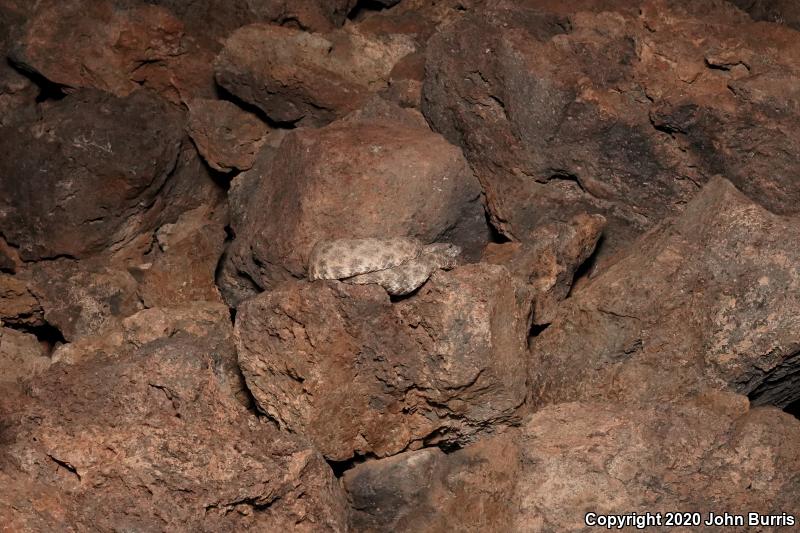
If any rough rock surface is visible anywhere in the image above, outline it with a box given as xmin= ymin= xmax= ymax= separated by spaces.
xmin=186 ymin=98 xmax=269 ymax=172
xmin=10 ymin=0 xmax=186 ymax=98
xmin=423 ymin=0 xmax=800 ymax=262
xmin=0 ymin=89 xmax=219 ymax=261
xmin=531 ymin=178 xmax=800 ymax=409
xmin=235 ymin=264 xmax=528 ymax=461
xmin=220 ymin=115 xmax=487 ymax=302
xmin=730 ymin=0 xmax=800 ymax=29
xmin=483 ymin=213 xmax=606 ymax=325
xmin=344 ymin=397 xmax=800 ymax=532
xmin=0 ymin=327 xmax=50 ymax=383
xmin=215 ymin=23 xmax=416 ymax=126
xmin=0 ymin=339 xmax=349 ymax=531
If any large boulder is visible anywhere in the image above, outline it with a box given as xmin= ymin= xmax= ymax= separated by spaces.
xmin=0 ymin=89 xmax=220 ymax=261
xmin=530 ymin=178 xmax=800 ymax=410
xmin=729 ymin=0 xmax=800 ymax=29
xmin=343 ymin=397 xmax=800 ymax=532
xmin=214 ymin=23 xmax=416 ymax=126
xmin=220 ymin=115 xmax=487 ymax=303
xmin=0 ymin=334 xmax=349 ymax=531
xmin=423 ymin=0 xmax=800 ymax=262
xmin=234 ymin=264 xmax=528 ymax=461
xmin=186 ymin=98 xmax=270 ymax=173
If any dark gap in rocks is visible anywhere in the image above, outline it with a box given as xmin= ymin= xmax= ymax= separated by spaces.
xmin=8 ymin=59 xmax=67 ymax=102
xmin=529 ymin=322 xmax=550 ymax=338
xmin=784 ymin=398 xmax=800 ymax=420
xmin=746 ymin=351 xmax=800 ymax=411
xmin=348 ymin=0 xmax=391 ymax=21
xmin=229 ymin=306 xmax=237 ymax=324
xmin=214 ymin=83 xmax=298 ymax=129
xmin=567 ymin=234 xmax=604 ymax=298
xmin=13 ymin=322 xmax=67 ymax=355
xmin=486 ymin=209 xmax=511 ymax=244
xmin=327 ymin=452 xmax=379 ymax=478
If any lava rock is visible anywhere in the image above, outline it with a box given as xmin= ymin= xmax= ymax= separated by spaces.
xmin=530 ymin=177 xmax=800 ymax=410
xmin=422 ymin=0 xmax=800 ymax=262
xmin=0 ymin=336 xmax=349 ymax=531
xmin=220 ymin=115 xmax=486 ymax=301
xmin=215 ymin=23 xmax=416 ymax=126
xmin=234 ymin=264 xmax=528 ymax=461
xmin=0 ymin=89 xmax=219 ymax=260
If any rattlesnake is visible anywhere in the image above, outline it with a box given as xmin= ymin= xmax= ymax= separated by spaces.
xmin=308 ymin=237 xmax=461 ymax=296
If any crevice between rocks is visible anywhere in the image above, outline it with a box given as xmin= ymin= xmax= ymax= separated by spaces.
xmin=744 ymin=350 xmax=800 ymax=416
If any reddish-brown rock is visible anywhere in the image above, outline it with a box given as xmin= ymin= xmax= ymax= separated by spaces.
xmin=0 ymin=89 xmax=220 ymax=261
xmin=186 ymin=99 xmax=269 ymax=172
xmin=133 ymin=205 xmax=228 ymax=308
xmin=0 ymin=274 xmax=43 ymax=329
xmin=220 ymin=115 xmax=487 ymax=302
xmin=214 ymin=23 xmax=416 ymax=126
xmin=234 ymin=264 xmax=528 ymax=461
xmin=0 ymin=327 xmax=50 ymax=383
xmin=0 ymin=338 xmax=349 ymax=531
xmin=483 ymin=213 xmax=606 ymax=325
xmin=730 ymin=0 xmax=800 ymax=29
xmin=530 ymin=178 xmax=800 ymax=410
xmin=423 ymin=0 xmax=800 ymax=262
xmin=343 ymin=397 xmax=800 ymax=532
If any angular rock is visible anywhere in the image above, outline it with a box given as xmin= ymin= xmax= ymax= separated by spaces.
xmin=10 ymin=0 xmax=185 ymax=97
xmin=0 ymin=337 xmax=349 ymax=531
xmin=530 ymin=178 xmax=800 ymax=410
xmin=344 ymin=438 xmax=518 ymax=532
xmin=343 ymin=397 xmax=800 ymax=532
xmin=730 ymin=0 xmax=800 ymax=30
xmin=483 ymin=213 xmax=606 ymax=325
xmin=145 ymin=0 xmax=357 ymax=38
xmin=0 ymin=89 xmax=220 ymax=260
xmin=133 ymin=205 xmax=228 ymax=308
xmin=234 ymin=264 xmax=528 ymax=461
xmin=49 ymin=301 xmax=249 ymax=406
xmin=0 ymin=327 xmax=50 ymax=383
xmin=221 ymin=116 xmax=487 ymax=300
xmin=28 ymin=259 xmax=141 ymax=343
xmin=186 ymin=98 xmax=269 ymax=172
xmin=0 ymin=274 xmax=43 ymax=329
xmin=215 ymin=23 xmax=416 ymax=126
xmin=422 ymin=0 xmax=800 ymax=261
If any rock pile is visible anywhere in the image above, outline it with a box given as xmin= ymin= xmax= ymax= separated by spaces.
xmin=1 ymin=0 xmax=799 ymax=530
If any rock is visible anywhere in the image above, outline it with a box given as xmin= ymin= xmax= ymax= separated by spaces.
xmin=422 ymin=0 xmax=800 ymax=262
xmin=144 ymin=0 xmax=357 ymax=39
xmin=530 ymin=178 xmax=800 ymax=410
xmin=133 ymin=205 xmax=228 ymax=308
xmin=220 ymin=116 xmax=487 ymax=300
xmin=10 ymin=0 xmax=184 ymax=98
xmin=49 ymin=301 xmax=248 ymax=405
xmin=215 ymin=23 xmax=416 ymax=126
xmin=0 ymin=327 xmax=50 ymax=383
xmin=27 ymin=259 xmax=141 ymax=343
xmin=343 ymin=398 xmax=800 ymax=532
xmin=234 ymin=263 xmax=528 ymax=461
xmin=186 ymin=99 xmax=269 ymax=172
xmin=343 ymin=437 xmax=519 ymax=532
xmin=483 ymin=213 xmax=606 ymax=325
xmin=0 ymin=335 xmax=349 ymax=531
xmin=730 ymin=0 xmax=800 ymax=30
xmin=0 ymin=274 xmax=43 ymax=329
xmin=508 ymin=401 xmax=800 ymax=531
xmin=0 ymin=89 xmax=220 ymax=261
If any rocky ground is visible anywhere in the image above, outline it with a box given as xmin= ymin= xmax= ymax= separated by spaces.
xmin=1 ymin=0 xmax=799 ymax=531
